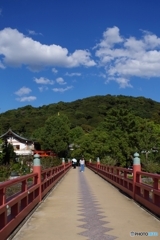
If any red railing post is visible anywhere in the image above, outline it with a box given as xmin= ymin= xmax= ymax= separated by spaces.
xmin=33 ymin=154 xmax=42 ymax=202
xmin=133 ymin=152 xmax=141 ymax=199
xmin=0 ymin=187 xmax=7 ymax=230
xmin=153 ymin=178 xmax=159 ymax=205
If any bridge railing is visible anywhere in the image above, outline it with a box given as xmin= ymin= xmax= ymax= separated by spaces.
xmin=135 ymin=171 xmax=160 ymax=216
xmin=86 ymin=162 xmax=160 ymax=217
xmin=0 ymin=160 xmax=72 ymax=240
xmin=87 ymin=163 xmax=134 ymax=197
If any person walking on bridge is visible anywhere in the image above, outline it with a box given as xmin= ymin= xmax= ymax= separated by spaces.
xmin=72 ymin=158 xmax=77 ymax=169
xmin=80 ymin=157 xmax=85 ymax=172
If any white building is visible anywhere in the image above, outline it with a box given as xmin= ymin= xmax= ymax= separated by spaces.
xmin=0 ymin=129 xmax=34 ymax=156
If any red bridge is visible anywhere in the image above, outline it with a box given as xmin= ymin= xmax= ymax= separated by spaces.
xmin=0 ymin=154 xmax=160 ymax=240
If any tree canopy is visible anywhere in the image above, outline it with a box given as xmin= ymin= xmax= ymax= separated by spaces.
xmin=1 ymin=94 xmax=160 ymax=171
xmin=39 ymin=114 xmax=71 ymax=158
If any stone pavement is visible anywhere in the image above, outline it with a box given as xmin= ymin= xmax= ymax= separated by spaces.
xmin=12 ymin=167 xmax=160 ymax=240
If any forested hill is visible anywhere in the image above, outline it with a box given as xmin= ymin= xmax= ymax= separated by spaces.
xmin=1 ymin=94 xmax=160 ymax=138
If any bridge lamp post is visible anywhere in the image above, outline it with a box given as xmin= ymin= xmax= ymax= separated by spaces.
xmin=97 ymin=157 xmax=100 ymax=168
xmin=133 ymin=152 xmax=141 ymax=199
xmin=62 ymin=158 xmax=65 ymax=164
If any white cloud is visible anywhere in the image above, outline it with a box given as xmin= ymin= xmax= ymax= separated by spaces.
xmin=38 ymin=86 xmax=48 ymax=92
xmin=0 ymin=60 xmax=5 ymax=69
xmin=52 ymin=86 xmax=73 ymax=92
xmin=65 ymin=72 xmax=81 ymax=77
xmin=34 ymin=77 xmax=54 ymax=85
xmin=70 ymin=49 xmax=96 ymax=67
xmin=27 ymin=30 xmax=42 ymax=36
xmin=56 ymin=77 xmax=66 ymax=85
xmin=52 ymin=68 xmax=58 ymax=73
xmin=95 ymin=26 xmax=123 ymax=49
xmin=95 ymin=26 xmax=160 ymax=88
xmin=99 ymin=73 xmax=106 ymax=78
xmin=16 ymin=96 xmax=37 ymax=102
xmin=0 ymin=28 xmax=96 ymax=70
xmin=15 ymin=87 xmax=32 ymax=96
xmin=15 ymin=87 xmax=36 ymax=102
xmin=106 ymin=77 xmax=133 ymax=88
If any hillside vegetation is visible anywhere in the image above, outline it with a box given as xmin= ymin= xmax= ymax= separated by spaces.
xmin=0 ymin=94 xmax=160 ymax=172
xmin=1 ymin=94 xmax=160 ymax=137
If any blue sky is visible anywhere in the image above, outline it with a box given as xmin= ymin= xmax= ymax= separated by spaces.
xmin=1 ymin=0 xmax=160 ymax=113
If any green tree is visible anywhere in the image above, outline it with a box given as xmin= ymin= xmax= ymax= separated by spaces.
xmin=137 ymin=120 xmax=160 ymax=152
xmin=31 ymin=126 xmax=45 ymax=149
xmin=71 ymin=133 xmax=94 ymax=160
xmin=41 ymin=114 xmax=71 ymax=158
xmin=69 ymin=126 xmax=85 ymax=143
xmin=1 ymin=141 xmax=16 ymax=165
xmin=96 ymin=109 xmax=137 ymax=166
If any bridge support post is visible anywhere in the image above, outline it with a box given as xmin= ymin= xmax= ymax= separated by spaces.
xmin=33 ymin=154 xmax=42 ymax=201
xmin=133 ymin=152 xmax=141 ymax=199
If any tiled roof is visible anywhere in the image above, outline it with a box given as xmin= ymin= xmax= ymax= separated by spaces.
xmin=0 ymin=129 xmax=33 ymax=144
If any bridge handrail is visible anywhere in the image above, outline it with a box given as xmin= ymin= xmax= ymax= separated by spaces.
xmin=86 ymin=162 xmax=160 ymax=217
xmin=0 ymin=173 xmax=37 ymax=189
xmin=0 ymin=162 xmax=72 ymax=240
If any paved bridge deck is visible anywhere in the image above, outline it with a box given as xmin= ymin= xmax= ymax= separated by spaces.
xmin=12 ymin=167 xmax=160 ymax=240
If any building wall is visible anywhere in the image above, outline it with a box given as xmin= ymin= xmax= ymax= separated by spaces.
xmin=7 ymin=137 xmax=34 ymax=155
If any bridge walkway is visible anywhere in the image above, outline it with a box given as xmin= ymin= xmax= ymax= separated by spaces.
xmin=12 ymin=167 xmax=160 ymax=240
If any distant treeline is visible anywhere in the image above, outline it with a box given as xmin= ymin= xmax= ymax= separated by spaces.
xmin=1 ymin=94 xmax=160 ymax=139
xmin=1 ymin=94 xmax=160 ymax=171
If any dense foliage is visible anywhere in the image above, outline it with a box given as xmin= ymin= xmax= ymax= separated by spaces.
xmin=0 ymin=94 xmax=160 ymax=173
xmin=1 ymin=95 xmax=160 ymax=137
